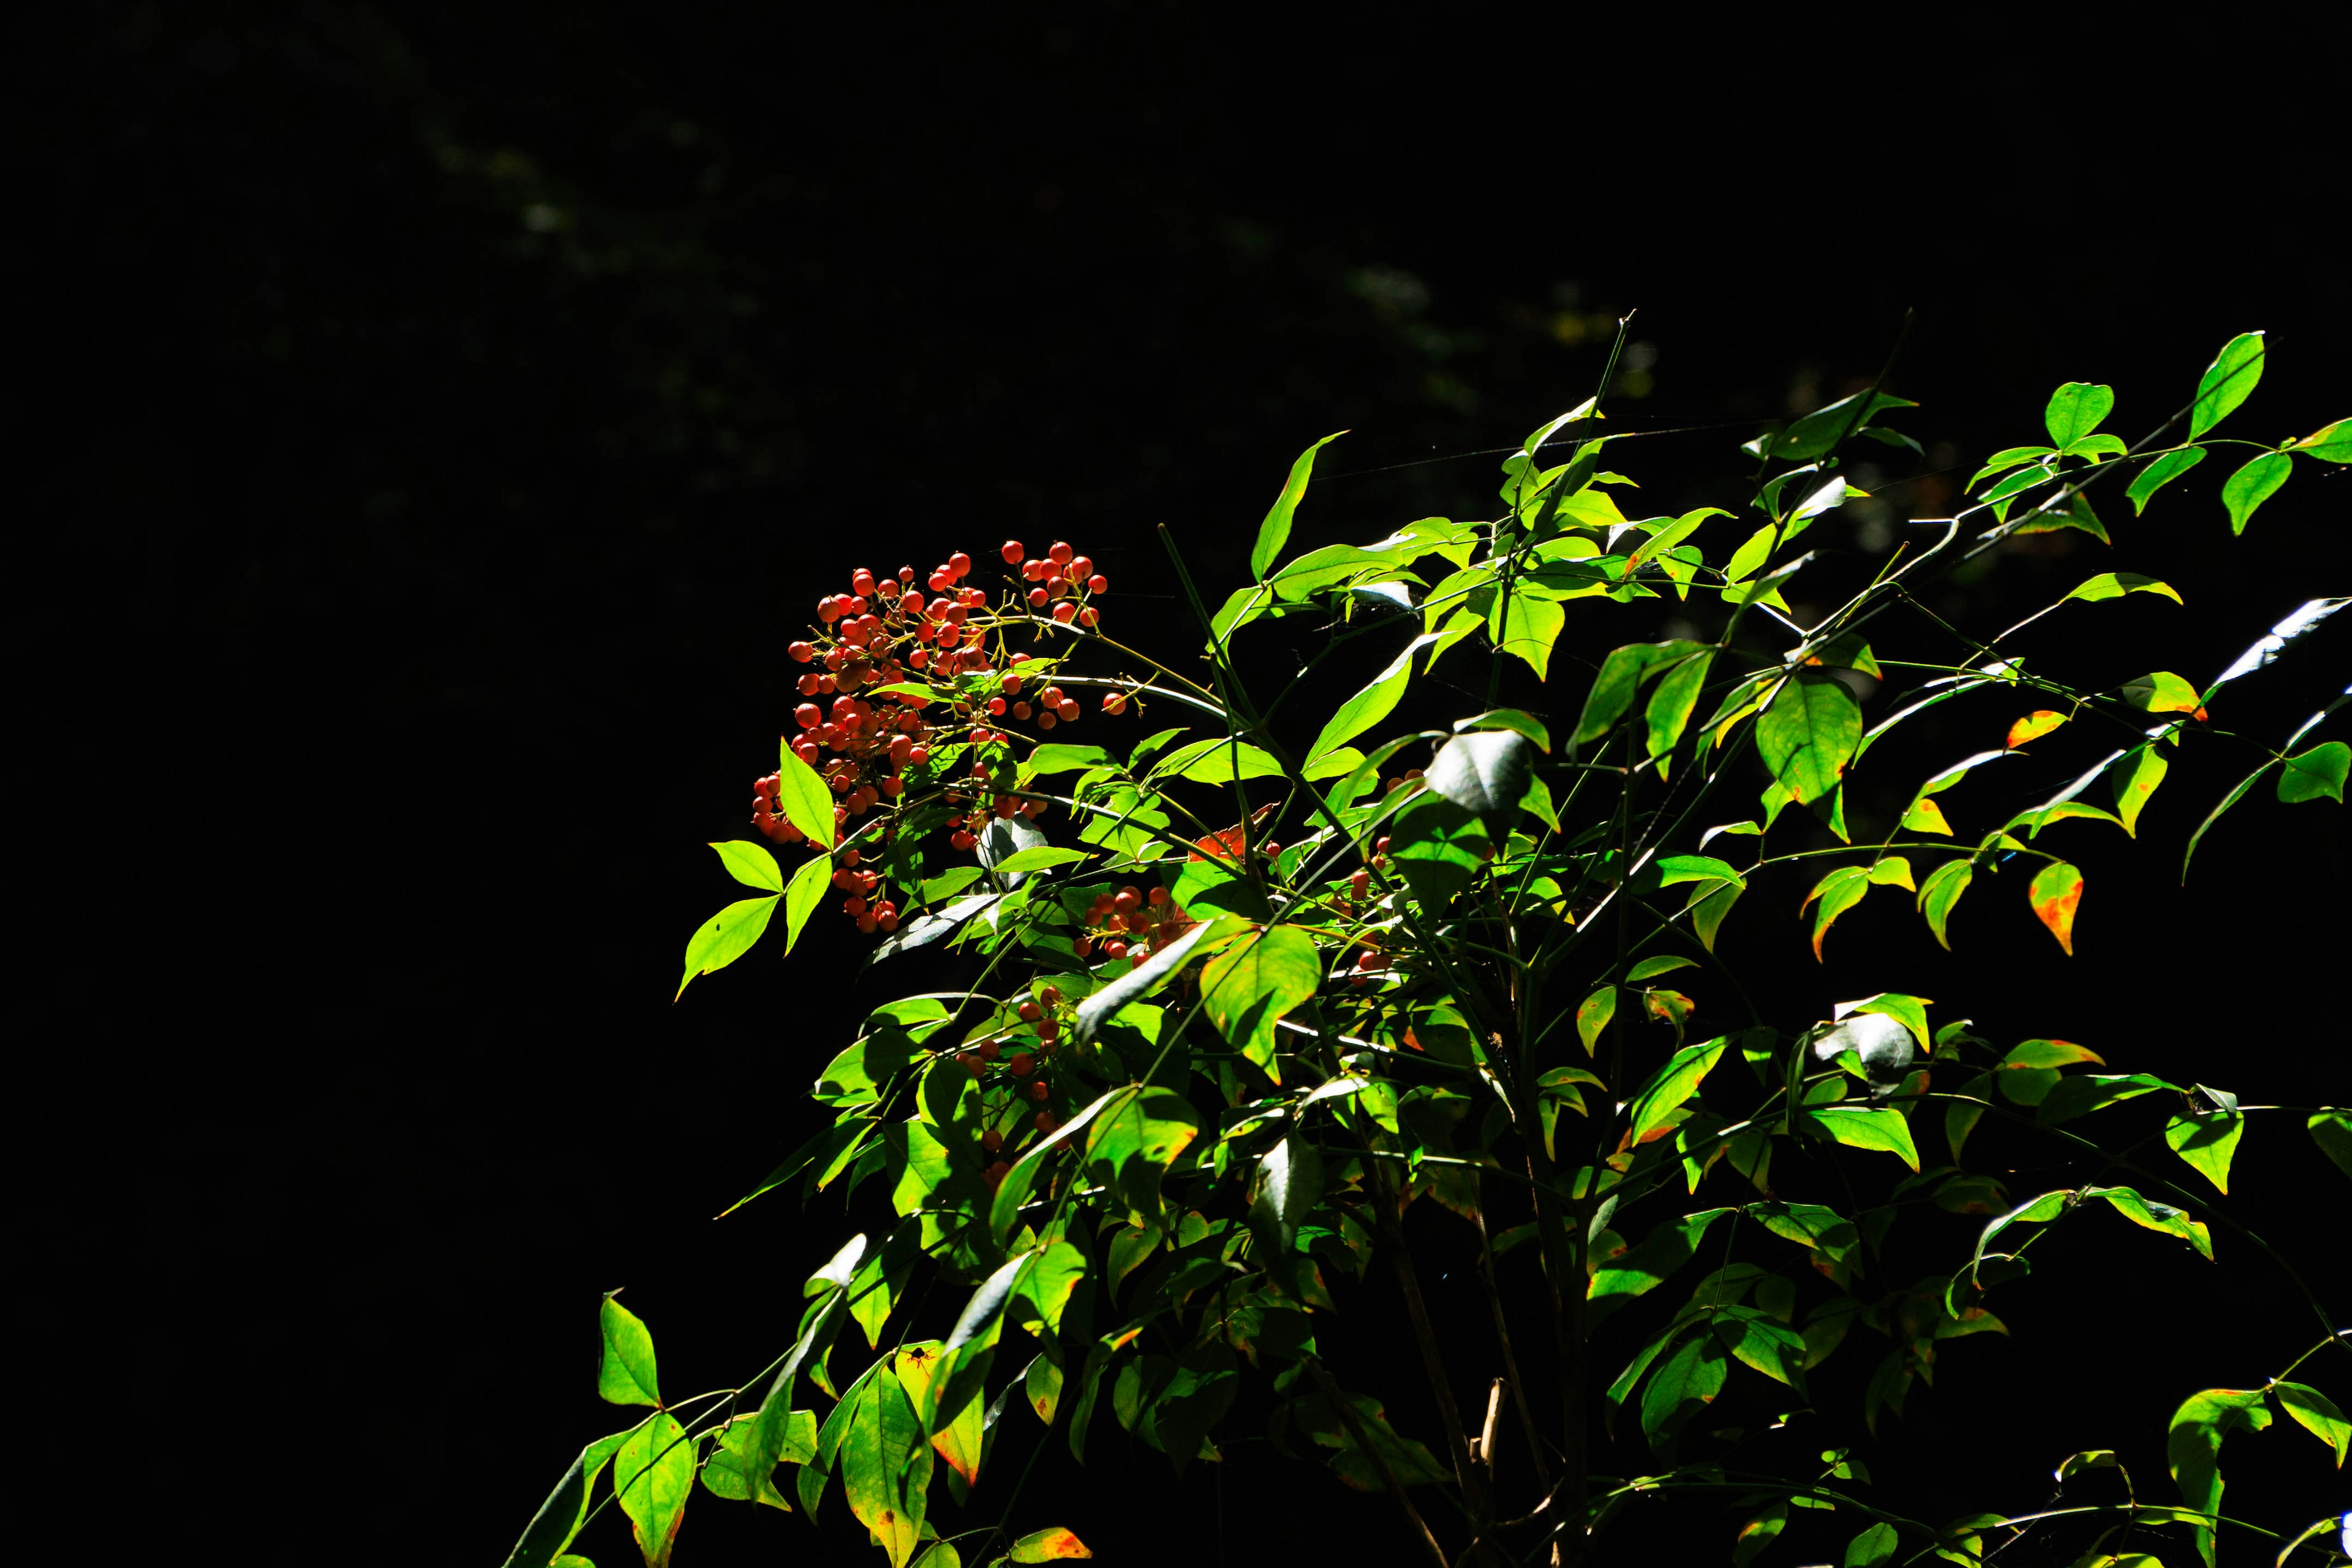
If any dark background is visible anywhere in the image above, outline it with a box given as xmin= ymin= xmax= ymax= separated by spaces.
xmin=24 ymin=4 xmax=2349 ymax=1563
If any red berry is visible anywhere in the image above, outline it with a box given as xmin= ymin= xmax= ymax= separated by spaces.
xmin=1039 ymin=986 xmax=1061 ymax=1005
xmin=1033 ymin=1111 xmax=1057 ymax=1133
xmin=978 ymin=1038 xmax=1001 ymax=1061
xmin=1028 ymin=586 xmax=1049 ymax=608
xmin=1147 ymin=886 xmax=1169 ymax=906
xmin=845 ymin=895 xmax=867 ymax=916
xmin=1036 ymin=1017 xmax=1059 ymax=1042
xmin=984 ymin=1159 xmax=1011 ymax=1188
xmin=851 ymin=568 xmax=877 ymax=596
xmin=1049 ymin=541 xmax=1074 ymax=564
xmin=949 ymin=551 xmax=973 ymax=578
xmin=1375 ymin=836 xmax=1393 ymax=854
xmin=1001 ymin=541 xmax=1025 ymax=564
xmin=987 ymin=695 xmax=1008 ymax=715
xmin=1009 ymin=1051 xmax=1036 ymax=1077
xmin=1051 ymin=601 xmax=1077 ymax=624
xmin=1079 ymin=608 xmax=1099 ymax=627
xmin=790 ymin=641 xmax=815 ymax=663
xmin=1019 ymin=1000 xmax=1042 ymax=1022
xmin=794 ymin=703 xmax=822 ymax=729
xmin=1103 ymin=938 xmax=1129 ymax=960
xmin=1114 ymin=888 xmax=1142 ymax=913
xmin=1088 ymin=575 xmax=1109 ymax=595
xmin=982 ymin=1127 xmax=1005 ymax=1153
xmin=1001 ymin=673 xmax=1023 ymax=695
xmin=1072 ymin=937 xmax=1093 ymax=957
xmin=1057 ymin=698 xmax=1079 ymax=722
xmin=1103 ymin=692 xmax=1127 ymax=714
xmin=1069 ymin=556 xmax=1093 ymax=579
xmin=908 ymin=745 xmax=930 ymax=764
xmin=1012 ymin=701 xmax=1033 ymax=720
xmin=1038 ymin=710 xmax=1058 ymax=729
xmin=1351 ymin=869 xmax=1371 ymax=897
xmin=1027 ymin=1080 xmax=1050 ymax=1102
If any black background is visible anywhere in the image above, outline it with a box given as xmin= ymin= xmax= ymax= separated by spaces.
xmin=25 ymin=4 xmax=2350 ymax=1564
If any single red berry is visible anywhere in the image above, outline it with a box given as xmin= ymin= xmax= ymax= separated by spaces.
xmin=1039 ymin=986 xmax=1061 ymax=1005
xmin=1009 ymin=1051 xmax=1036 ymax=1077
xmin=1038 ymin=710 xmax=1058 ymax=729
xmin=1033 ymin=1111 xmax=1057 ymax=1133
xmin=851 ymin=568 xmax=877 ymax=597
xmin=1069 ymin=555 xmax=1093 ymax=579
xmin=1072 ymin=936 xmax=1094 ymax=957
xmin=1027 ymin=586 xmax=1049 ymax=608
xmin=1012 ymin=700 xmax=1033 ymax=720
xmin=987 ymin=695 xmax=1008 ymax=715
xmin=1079 ymin=607 xmax=1099 ymax=627
xmin=985 ymin=1159 xmax=1011 ymax=1188
xmin=908 ymin=744 xmax=930 ymax=764
xmin=1103 ymin=692 xmax=1127 ymax=714
xmin=978 ymin=1038 xmax=1001 ymax=1062
xmin=1103 ymin=938 xmax=1129 ymax=960
xmin=1001 ymin=541 xmax=1025 ymax=564
xmin=1055 ymin=698 xmax=1079 ymax=722
xmin=1376 ymin=836 xmax=1393 ymax=853
xmin=1027 ymin=1080 xmax=1050 ymax=1102
xmin=1019 ymin=1001 xmax=1042 ymax=1022
xmin=1036 ymin=1017 xmax=1059 ymax=1042
xmin=1049 ymin=541 xmax=1074 ymax=565
xmin=789 ymin=641 xmax=815 ymax=663
xmin=1088 ymin=574 xmax=1109 ymax=594
xmin=982 ymin=1127 xmax=1005 ymax=1154
xmin=856 ymin=913 xmax=878 ymax=933
xmin=1351 ymin=869 xmax=1371 ymax=897
xmin=1147 ymin=886 xmax=1169 ymax=906
xmin=1114 ymin=887 xmax=1142 ymax=913
xmin=794 ymin=703 xmax=822 ymax=729
xmin=949 ymin=551 xmax=973 ymax=578
xmin=1052 ymin=601 xmax=1077 ymax=624
xmin=845 ymin=895 xmax=867 ymax=916
xmin=1002 ymin=673 xmax=1023 ymax=695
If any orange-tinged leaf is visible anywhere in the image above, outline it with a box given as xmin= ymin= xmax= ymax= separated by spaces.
xmin=2005 ymin=710 xmax=2067 ymax=749
xmin=1008 ymin=1526 xmax=1093 ymax=1561
xmin=1901 ymin=796 xmax=1952 ymax=835
xmin=2029 ymin=861 xmax=2083 ymax=955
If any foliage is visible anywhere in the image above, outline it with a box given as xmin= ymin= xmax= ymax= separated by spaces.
xmin=510 ymin=331 xmax=2350 ymax=1568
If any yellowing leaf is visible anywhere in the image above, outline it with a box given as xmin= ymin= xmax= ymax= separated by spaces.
xmin=1802 ymin=866 xmax=1872 ymax=962
xmin=1009 ymin=1526 xmax=1094 ymax=1561
xmin=1866 ymin=858 xmax=1915 ymax=892
xmin=2005 ymin=710 xmax=2067 ymax=749
xmin=1901 ymin=796 xmax=1952 ymax=835
xmin=2120 ymin=671 xmax=2206 ymax=717
xmin=2064 ymin=572 xmax=2182 ymax=606
xmin=2163 ymin=1111 xmax=2243 ymax=1194
xmin=2029 ymin=861 xmax=2084 ymax=955
xmin=1577 ymin=987 xmax=1618 ymax=1054
xmin=2110 ymin=745 xmax=2169 ymax=835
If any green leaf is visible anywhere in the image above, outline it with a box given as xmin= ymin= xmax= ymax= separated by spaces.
xmin=1390 ymin=793 xmax=1492 ymax=911
xmin=1306 ymin=638 xmax=1423 ymax=766
xmin=1154 ymin=737 xmax=1286 ymax=785
xmin=1575 ymin=640 xmax=1708 ymax=748
xmin=2120 ymin=671 xmax=2203 ymax=715
xmin=1638 ymin=1335 xmax=1727 ymax=1450
xmin=1711 ymin=1307 xmax=1809 ymax=1389
xmin=1251 ymin=432 xmax=1346 ymax=579
xmin=1917 ymin=860 xmax=1972 ymax=950
xmin=2111 ymin=744 xmax=2170 ymax=835
xmin=1498 ymin=590 xmax=1567 ymax=680
xmin=2125 ymin=445 xmax=2209 ymax=513
xmin=988 ymin=846 xmax=1091 ymax=876
xmin=709 ymin=840 xmax=784 ymax=892
xmin=700 ymin=1414 xmax=804 ymax=1509
xmin=2163 ymin=1111 xmax=2244 ymax=1194
xmin=1072 ymin=919 xmax=1234 ymax=1046
xmin=676 ymin=894 xmax=780 ymax=1001
xmin=2168 ymin=1386 xmax=2271 ymax=1567
xmin=1576 ymin=987 xmax=1616 ymax=1054
xmin=2188 ymin=331 xmax=2266 ymax=440
xmin=1806 ymin=1106 xmax=1921 ymax=1170
xmin=1628 ymin=1037 xmax=1728 ymax=1144
xmin=1645 ymin=649 xmax=1717 ymax=767
xmin=1082 ymin=1086 xmax=1205 ymax=1223
xmin=2065 ymin=572 xmax=2182 ymax=606
xmin=2044 ymin=382 xmax=2115 ymax=447
xmin=2221 ymin=450 xmax=2291 ymax=533
xmin=1008 ymin=1526 xmax=1095 ymax=1561
xmin=502 ymin=1429 xmax=636 ymax=1568
xmin=1022 ymin=744 xmax=1118 ymax=778
xmin=2292 ymin=417 xmax=2352 ymax=461
xmin=2309 ymin=1110 xmax=2352 ymax=1180
xmin=1250 ymin=1133 xmax=1324 ymax=1259
xmin=1757 ymin=671 xmax=1863 ymax=805
xmin=2278 ymin=741 xmax=2348 ymax=804
xmin=598 ymin=1293 xmax=662 ymax=1407
xmin=1802 ymin=866 xmax=1871 ymax=962
xmin=783 ymin=851 xmax=833 ymax=957
xmin=774 ymin=741 xmax=837 ymax=848
xmin=2273 ymin=1382 xmax=2350 ymax=1466
xmin=841 ymin=1370 xmax=930 ymax=1567
xmin=1844 ymin=1522 xmax=1899 ymax=1567
xmin=1761 ymin=390 xmax=1918 ymax=461
xmin=1589 ymin=1208 xmax=1735 ymax=1326
xmin=614 ymin=1412 xmax=695 ymax=1568
xmin=1732 ymin=1505 xmax=1787 ymax=1568
xmin=2029 ymin=861 xmax=2083 ymax=956
xmin=1200 ymin=925 xmax=1322 ymax=1080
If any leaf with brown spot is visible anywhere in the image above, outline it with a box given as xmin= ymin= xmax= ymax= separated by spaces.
xmin=2110 ymin=744 xmax=2169 ymax=835
xmin=1577 ymin=987 xmax=1617 ymax=1054
xmin=1008 ymin=1526 xmax=1095 ymax=1561
xmin=2029 ymin=861 xmax=2083 ymax=954
xmin=1901 ymin=796 xmax=1952 ymax=835
xmin=2005 ymin=710 xmax=2068 ymax=749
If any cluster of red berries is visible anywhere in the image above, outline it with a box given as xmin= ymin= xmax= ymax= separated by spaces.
xmin=1071 ymin=883 xmax=1193 ymax=963
xmin=946 ymin=986 xmax=1071 ymax=1189
xmin=749 ymin=541 xmax=1130 ymax=932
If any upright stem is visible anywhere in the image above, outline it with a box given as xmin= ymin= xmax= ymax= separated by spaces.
xmin=1370 ymin=1164 xmax=1487 ymax=1518
xmin=1473 ymin=1210 xmax=1552 ymax=1489
xmin=1307 ymin=1357 xmax=1452 ymax=1568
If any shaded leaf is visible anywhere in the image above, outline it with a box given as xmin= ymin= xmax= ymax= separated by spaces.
xmin=502 ymin=1429 xmax=636 ymax=1568
xmin=1575 ymin=640 xmax=1708 ymax=748
xmin=1758 ymin=671 xmax=1862 ymax=805
xmin=1201 ymin=925 xmax=1322 ymax=1080
xmin=2168 ymin=1386 xmax=2271 ymax=1567
xmin=1844 ymin=1521 xmax=1899 ymax=1567
xmin=2278 ymin=742 xmax=2348 ymax=804
xmin=1802 ymin=866 xmax=1871 ymax=961
xmin=2309 ymin=1110 xmax=2352 ymax=1181
xmin=1577 ymin=987 xmax=1617 ymax=1055
xmin=2120 ymin=671 xmax=2203 ymax=715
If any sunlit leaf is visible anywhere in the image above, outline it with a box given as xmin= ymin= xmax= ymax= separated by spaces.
xmin=614 ymin=1412 xmax=696 ymax=1568
xmin=2163 ymin=1111 xmax=2244 ymax=1194
xmin=2111 ymin=745 xmax=2169 ymax=835
xmin=2065 ymin=572 xmax=2181 ymax=606
xmin=1498 ymin=590 xmax=1567 ymax=680
xmin=1807 ymin=1106 xmax=1921 ymax=1170
xmin=1306 ymin=637 xmax=1426 ymax=766
xmin=2309 ymin=1109 xmax=2352 ymax=1181
xmin=2044 ymin=382 xmax=2116 ymax=447
xmin=841 ymin=1370 xmax=930 ymax=1567
xmin=2027 ymin=861 xmax=2082 ymax=954
xmin=1588 ymin=1208 xmax=1735 ymax=1325
xmin=676 ymin=894 xmax=780 ymax=1001
xmin=2291 ymin=418 xmax=2352 ymax=461
xmin=1628 ymin=1037 xmax=1727 ymax=1144
xmin=2273 ymin=1382 xmax=2350 ymax=1466
xmin=1200 ymin=925 xmax=1321 ymax=1080
xmin=2125 ymin=445 xmax=2209 ymax=513
xmin=1575 ymin=641 xmax=1709 ymax=748
xmin=1072 ymin=919 xmax=1232 ymax=1045
xmin=2278 ymin=741 xmax=2348 ymax=804
xmin=1902 ymin=796 xmax=1952 ymax=834
xmin=502 ymin=1429 xmax=636 ymax=1568
xmin=2005 ymin=710 xmax=2067 ymax=749
xmin=1844 ymin=1521 xmax=1899 ymax=1567
xmin=2167 ymin=1385 xmax=2271 ymax=1566
xmin=1425 ymin=729 xmax=1537 ymax=829
xmin=701 ymin=1414 xmax=803 ymax=1510
xmin=2220 ymin=451 xmax=2291 ymax=534
xmin=1577 ymin=987 xmax=1617 ymax=1054
xmin=1758 ymin=671 xmax=1862 ymax=805
xmin=1733 ymin=1504 xmax=1787 ymax=1568
xmin=709 ymin=840 xmax=784 ymax=892
xmin=1251 ymin=432 xmax=1346 ymax=580
xmin=1009 ymin=1527 xmax=1095 ymax=1561
xmin=988 ymin=846 xmax=1091 ymax=876
xmin=2188 ymin=331 xmax=2266 ymax=440
xmin=1645 ymin=648 xmax=1716 ymax=764
xmin=1801 ymin=866 xmax=1871 ymax=961
xmin=598 ymin=1293 xmax=662 ymax=1408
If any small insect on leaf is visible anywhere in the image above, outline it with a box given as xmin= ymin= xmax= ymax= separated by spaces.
xmin=2028 ymin=862 xmax=2083 ymax=954
xmin=2277 ymin=742 xmax=2348 ymax=805
xmin=2005 ymin=710 xmax=2067 ymax=749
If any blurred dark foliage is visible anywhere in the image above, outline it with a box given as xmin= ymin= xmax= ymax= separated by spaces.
xmin=20 ymin=3 xmax=2346 ymax=1562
